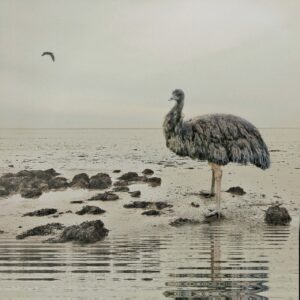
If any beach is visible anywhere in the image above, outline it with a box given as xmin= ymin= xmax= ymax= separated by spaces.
xmin=0 ymin=128 xmax=299 ymax=299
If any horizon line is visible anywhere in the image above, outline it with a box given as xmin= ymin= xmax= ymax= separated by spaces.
xmin=0 ymin=127 xmax=300 ymax=130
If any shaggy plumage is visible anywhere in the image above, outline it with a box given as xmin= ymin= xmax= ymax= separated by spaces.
xmin=163 ymin=90 xmax=270 ymax=169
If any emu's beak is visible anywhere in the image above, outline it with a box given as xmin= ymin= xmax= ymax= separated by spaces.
xmin=169 ymin=97 xmax=174 ymax=101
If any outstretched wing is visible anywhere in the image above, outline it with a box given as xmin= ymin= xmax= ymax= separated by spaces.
xmin=41 ymin=51 xmax=55 ymax=62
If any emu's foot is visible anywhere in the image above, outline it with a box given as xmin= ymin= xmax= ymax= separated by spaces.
xmin=200 ymin=191 xmax=215 ymax=198
xmin=204 ymin=210 xmax=224 ymax=223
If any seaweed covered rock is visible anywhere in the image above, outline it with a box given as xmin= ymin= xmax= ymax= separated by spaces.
xmin=265 ymin=205 xmax=291 ymax=225
xmin=89 ymin=173 xmax=112 ymax=189
xmin=113 ymin=186 xmax=130 ymax=192
xmin=226 ymin=186 xmax=246 ymax=195
xmin=118 ymin=172 xmax=140 ymax=181
xmin=21 ymin=188 xmax=43 ymax=198
xmin=142 ymin=169 xmax=154 ymax=176
xmin=70 ymin=173 xmax=90 ymax=188
xmin=48 ymin=220 xmax=108 ymax=243
xmin=89 ymin=191 xmax=119 ymax=201
xmin=146 ymin=177 xmax=161 ymax=187
xmin=76 ymin=205 xmax=106 ymax=215
xmin=169 ymin=218 xmax=201 ymax=227
xmin=48 ymin=177 xmax=68 ymax=189
xmin=16 ymin=223 xmax=64 ymax=240
xmin=23 ymin=208 xmax=57 ymax=217
xmin=124 ymin=201 xmax=172 ymax=210
xmin=142 ymin=210 xmax=160 ymax=216
xmin=129 ymin=190 xmax=141 ymax=198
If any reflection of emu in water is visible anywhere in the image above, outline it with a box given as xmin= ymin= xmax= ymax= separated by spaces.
xmin=164 ymin=225 xmax=269 ymax=299
xmin=163 ymin=89 xmax=270 ymax=217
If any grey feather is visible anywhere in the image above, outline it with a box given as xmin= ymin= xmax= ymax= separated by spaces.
xmin=163 ymin=89 xmax=270 ymax=170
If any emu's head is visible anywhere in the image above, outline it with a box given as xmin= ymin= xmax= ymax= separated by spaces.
xmin=169 ymin=89 xmax=185 ymax=103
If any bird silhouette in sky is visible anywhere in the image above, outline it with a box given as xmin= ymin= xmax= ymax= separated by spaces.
xmin=41 ymin=51 xmax=55 ymax=62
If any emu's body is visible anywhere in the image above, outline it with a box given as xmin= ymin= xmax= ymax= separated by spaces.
xmin=163 ymin=89 xmax=270 ymax=216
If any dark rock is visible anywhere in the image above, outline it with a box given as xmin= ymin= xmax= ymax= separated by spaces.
xmin=113 ymin=170 xmax=121 ymax=173
xmin=204 ymin=211 xmax=225 ymax=223
xmin=169 ymin=218 xmax=201 ymax=227
xmin=113 ymin=180 xmax=130 ymax=187
xmin=124 ymin=201 xmax=172 ymax=210
xmin=23 ymin=208 xmax=57 ymax=217
xmin=191 ymin=202 xmax=200 ymax=208
xmin=48 ymin=177 xmax=68 ymax=189
xmin=89 ymin=191 xmax=119 ymax=201
xmin=8 ymin=164 xmax=14 ymax=168
xmin=44 ymin=168 xmax=60 ymax=177
xmin=0 ymin=187 xmax=9 ymax=197
xmin=47 ymin=220 xmax=108 ymax=243
xmin=142 ymin=210 xmax=160 ymax=216
xmin=129 ymin=190 xmax=141 ymax=198
xmin=21 ymin=189 xmax=43 ymax=198
xmin=124 ymin=201 xmax=151 ymax=209
xmin=226 ymin=186 xmax=246 ymax=195
xmin=65 ymin=210 xmax=72 ymax=213
xmin=76 ymin=205 xmax=106 ymax=215
xmin=265 ymin=205 xmax=291 ymax=225
xmin=199 ymin=191 xmax=215 ymax=198
xmin=155 ymin=201 xmax=173 ymax=210
xmin=89 ymin=173 xmax=112 ymax=189
xmin=142 ymin=169 xmax=154 ymax=175
xmin=70 ymin=173 xmax=89 ymax=188
xmin=0 ymin=230 xmax=4 ymax=234
xmin=70 ymin=200 xmax=84 ymax=204
xmin=16 ymin=223 xmax=64 ymax=240
xmin=113 ymin=186 xmax=130 ymax=192
xmin=118 ymin=172 xmax=140 ymax=181
xmin=147 ymin=177 xmax=161 ymax=187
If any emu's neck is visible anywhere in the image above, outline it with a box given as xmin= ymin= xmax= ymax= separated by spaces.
xmin=164 ymin=100 xmax=184 ymax=134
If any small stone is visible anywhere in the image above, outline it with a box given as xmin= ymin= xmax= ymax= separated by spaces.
xmin=226 ymin=186 xmax=246 ymax=195
xmin=191 ymin=202 xmax=200 ymax=208
xmin=155 ymin=202 xmax=172 ymax=210
xmin=21 ymin=189 xmax=42 ymax=198
xmin=142 ymin=169 xmax=154 ymax=175
xmin=76 ymin=205 xmax=105 ymax=215
xmin=89 ymin=173 xmax=112 ymax=189
xmin=48 ymin=177 xmax=68 ymax=189
xmin=113 ymin=186 xmax=130 ymax=192
xmin=70 ymin=200 xmax=84 ymax=204
xmin=129 ymin=190 xmax=141 ymax=198
xmin=16 ymin=223 xmax=64 ymax=240
xmin=113 ymin=170 xmax=121 ymax=173
xmin=142 ymin=210 xmax=160 ymax=216
xmin=89 ymin=192 xmax=119 ymax=201
xmin=70 ymin=173 xmax=89 ymax=188
xmin=23 ymin=208 xmax=57 ymax=217
xmin=118 ymin=172 xmax=140 ymax=181
xmin=169 ymin=218 xmax=201 ymax=227
xmin=265 ymin=205 xmax=291 ymax=225
xmin=8 ymin=164 xmax=14 ymax=168
xmin=47 ymin=220 xmax=108 ymax=243
xmin=147 ymin=177 xmax=161 ymax=187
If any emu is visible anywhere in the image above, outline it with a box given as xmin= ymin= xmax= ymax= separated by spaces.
xmin=163 ymin=89 xmax=270 ymax=217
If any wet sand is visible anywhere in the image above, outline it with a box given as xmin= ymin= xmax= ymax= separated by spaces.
xmin=0 ymin=128 xmax=299 ymax=299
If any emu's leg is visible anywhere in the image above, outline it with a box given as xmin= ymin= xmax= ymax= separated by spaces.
xmin=210 ymin=167 xmax=215 ymax=196
xmin=212 ymin=164 xmax=222 ymax=218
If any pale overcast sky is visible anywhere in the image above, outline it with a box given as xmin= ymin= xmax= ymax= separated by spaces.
xmin=0 ymin=0 xmax=299 ymax=128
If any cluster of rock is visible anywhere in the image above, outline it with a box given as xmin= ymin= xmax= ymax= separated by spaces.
xmin=124 ymin=201 xmax=173 ymax=216
xmin=16 ymin=220 xmax=108 ymax=244
xmin=0 ymin=168 xmax=160 ymax=200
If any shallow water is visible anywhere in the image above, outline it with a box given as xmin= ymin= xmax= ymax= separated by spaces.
xmin=0 ymin=129 xmax=299 ymax=299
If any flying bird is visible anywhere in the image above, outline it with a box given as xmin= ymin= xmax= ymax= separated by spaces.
xmin=41 ymin=51 xmax=55 ymax=62
xmin=163 ymin=89 xmax=270 ymax=218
